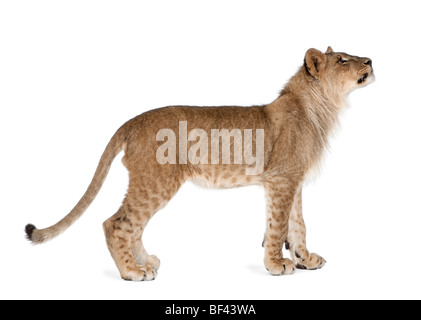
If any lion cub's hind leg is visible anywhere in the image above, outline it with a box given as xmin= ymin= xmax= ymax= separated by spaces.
xmin=103 ymin=205 xmax=158 ymax=281
xmin=103 ymin=175 xmax=181 ymax=281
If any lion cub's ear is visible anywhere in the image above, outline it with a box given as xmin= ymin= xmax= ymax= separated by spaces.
xmin=325 ymin=46 xmax=334 ymax=54
xmin=304 ymin=48 xmax=327 ymax=79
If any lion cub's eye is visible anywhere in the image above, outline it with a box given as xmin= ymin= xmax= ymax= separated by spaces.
xmin=337 ymin=57 xmax=349 ymax=64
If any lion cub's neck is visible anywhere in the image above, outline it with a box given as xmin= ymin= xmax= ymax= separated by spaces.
xmin=274 ymin=67 xmax=345 ymax=145
xmin=263 ymin=67 xmax=346 ymax=180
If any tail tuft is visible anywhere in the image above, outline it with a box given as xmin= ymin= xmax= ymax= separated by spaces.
xmin=25 ymin=224 xmax=49 ymax=244
xmin=25 ymin=224 xmax=36 ymax=242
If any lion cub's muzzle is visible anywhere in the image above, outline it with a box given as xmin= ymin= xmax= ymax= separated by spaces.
xmin=358 ymin=58 xmax=374 ymax=85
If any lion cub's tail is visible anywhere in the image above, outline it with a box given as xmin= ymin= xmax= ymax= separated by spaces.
xmin=25 ymin=125 xmax=126 ymax=244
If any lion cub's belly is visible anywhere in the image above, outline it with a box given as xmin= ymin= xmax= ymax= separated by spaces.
xmin=189 ymin=168 xmax=261 ymax=189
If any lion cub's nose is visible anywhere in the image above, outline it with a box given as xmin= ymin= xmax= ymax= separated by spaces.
xmin=364 ymin=59 xmax=372 ymax=67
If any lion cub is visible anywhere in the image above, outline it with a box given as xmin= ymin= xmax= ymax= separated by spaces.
xmin=26 ymin=47 xmax=374 ymax=281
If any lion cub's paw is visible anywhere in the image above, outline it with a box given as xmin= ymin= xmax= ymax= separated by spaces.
xmin=146 ymin=255 xmax=161 ymax=271
xmin=295 ymin=252 xmax=326 ymax=270
xmin=265 ymin=258 xmax=296 ymax=276
xmin=122 ymin=265 xmax=158 ymax=282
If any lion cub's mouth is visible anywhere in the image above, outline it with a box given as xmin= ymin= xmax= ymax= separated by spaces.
xmin=357 ymin=73 xmax=369 ymax=84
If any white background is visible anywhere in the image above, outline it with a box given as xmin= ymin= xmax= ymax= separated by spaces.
xmin=1 ymin=0 xmax=420 ymax=300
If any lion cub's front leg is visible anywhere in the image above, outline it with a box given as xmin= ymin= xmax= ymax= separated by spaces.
xmin=263 ymin=178 xmax=299 ymax=276
xmin=287 ymin=188 xmax=326 ymax=270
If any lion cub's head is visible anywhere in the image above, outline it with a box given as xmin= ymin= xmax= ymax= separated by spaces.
xmin=304 ymin=46 xmax=374 ymax=95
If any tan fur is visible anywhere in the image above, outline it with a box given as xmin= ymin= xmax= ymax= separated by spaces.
xmin=26 ymin=47 xmax=374 ymax=280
